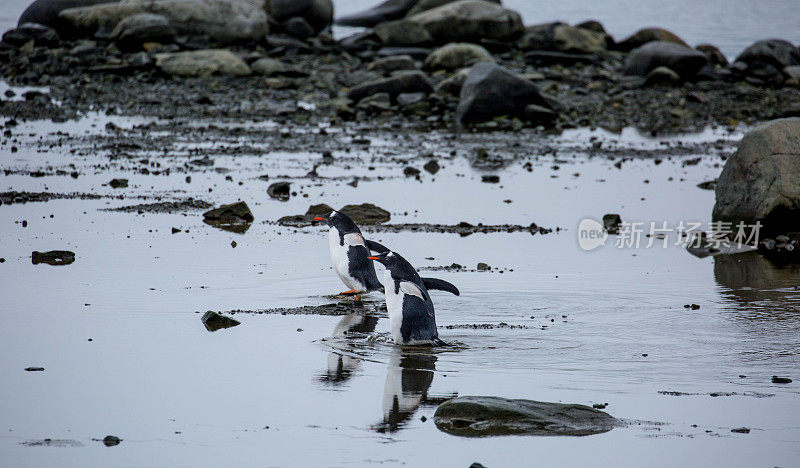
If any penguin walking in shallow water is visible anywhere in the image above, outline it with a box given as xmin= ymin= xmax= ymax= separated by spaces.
xmin=314 ymin=210 xmax=390 ymax=298
xmin=368 ymin=250 xmax=460 ymax=346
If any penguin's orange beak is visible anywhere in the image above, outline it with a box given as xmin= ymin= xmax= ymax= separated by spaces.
xmin=313 ymin=216 xmax=325 ymax=221
xmin=367 ymin=256 xmax=379 ymax=261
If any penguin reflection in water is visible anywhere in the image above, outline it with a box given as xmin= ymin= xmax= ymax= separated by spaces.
xmin=368 ymin=250 xmax=459 ymax=346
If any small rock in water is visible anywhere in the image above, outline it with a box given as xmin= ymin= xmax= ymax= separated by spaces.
xmin=102 ymin=435 xmax=122 ymax=446
xmin=201 ymin=311 xmax=241 ymax=332
xmin=477 ymin=262 xmax=490 ymax=271
xmin=423 ymin=160 xmax=440 ymax=174
xmin=730 ymin=427 xmax=750 ymax=434
xmin=109 ymin=178 xmax=128 ymax=188
xmin=404 ymin=166 xmax=421 ymax=177
xmin=31 ymin=250 xmax=75 ymax=266
xmin=434 ymin=396 xmax=618 ymax=437
xmin=267 ymin=181 xmax=291 ymax=200
xmin=481 ymin=175 xmax=500 ymax=183
xmin=691 ymin=304 xmax=700 ymax=310
xmin=772 ymin=376 xmax=792 ymax=384
xmin=592 ymin=403 xmax=608 ymax=409
xmin=231 ymin=240 xmax=237 ymax=248
xmin=203 ymin=202 xmax=254 ymax=224
xmin=171 ymin=227 xmax=181 ymax=234
xmin=25 ymin=367 xmax=45 ymax=372
xmin=603 ymin=214 xmax=622 ymax=234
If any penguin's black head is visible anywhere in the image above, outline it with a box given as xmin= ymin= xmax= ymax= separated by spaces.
xmin=314 ymin=210 xmax=360 ymax=233
xmin=368 ymin=251 xmax=411 ymax=274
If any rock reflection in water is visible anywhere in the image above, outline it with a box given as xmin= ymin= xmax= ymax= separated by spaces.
xmin=714 ymin=251 xmax=800 ymax=312
xmin=714 ymin=251 xmax=800 ymax=356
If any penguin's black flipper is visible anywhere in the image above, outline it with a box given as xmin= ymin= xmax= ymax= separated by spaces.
xmin=365 ymin=240 xmax=390 ymax=253
xmin=421 ymin=278 xmax=460 ymax=296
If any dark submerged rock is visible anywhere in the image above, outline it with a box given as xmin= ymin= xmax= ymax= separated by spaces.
xmin=772 ymin=376 xmax=792 ymax=384
xmin=434 ymin=396 xmax=618 ymax=436
xmin=456 ymin=63 xmax=553 ymax=124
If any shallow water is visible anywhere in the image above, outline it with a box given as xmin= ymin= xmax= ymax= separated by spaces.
xmin=1 ymin=114 xmax=799 ymax=466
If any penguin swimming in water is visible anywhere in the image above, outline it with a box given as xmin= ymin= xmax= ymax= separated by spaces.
xmin=368 ymin=250 xmax=460 ymax=346
xmin=314 ymin=210 xmax=390 ymax=298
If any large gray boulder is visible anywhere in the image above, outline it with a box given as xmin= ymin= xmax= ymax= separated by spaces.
xmin=733 ymin=39 xmax=800 ymax=71
xmin=346 ymin=70 xmax=433 ymax=102
xmin=406 ymin=0 xmax=499 ymax=16
xmin=434 ymin=396 xmax=618 ymax=436
xmin=267 ymin=0 xmax=333 ymax=33
xmin=713 ymin=118 xmax=800 ymax=235
xmin=424 ymin=42 xmax=493 ymax=70
xmin=552 ymin=24 xmax=606 ymax=54
xmin=155 ymin=49 xmax=251 ymax=76
xmin=615 ymin=27 xmax=688 ymax=51
xmin=456 ymin=62 xmax=552 ymax=124
xmin=406 ymin=0 xmax=523 ymax=44
xmin=624 ymin=41 xmax=707 ymax=79
xmin=335 ymin=0 xmax=417 ymax=27
xmin=17 ymin=0 xmax=115 ymax=29
xmin=59 ymin=0 xmax=268 ymax=43
xmin=109 ymin=13 xmax=175 ymax=50
xmin=373 ymin=19 xmax=432 ymax=46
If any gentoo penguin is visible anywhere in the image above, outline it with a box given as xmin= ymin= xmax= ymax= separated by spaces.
xmin=314 ymin=210 xmax=389 ymax=298
xmin=368 ymin=250 xmax=460 ymax=346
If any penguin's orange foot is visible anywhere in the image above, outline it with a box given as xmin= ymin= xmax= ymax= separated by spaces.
xmin=339 ymin=289 xmax=358 ymax=296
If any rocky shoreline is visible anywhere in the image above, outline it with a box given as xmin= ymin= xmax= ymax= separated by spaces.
xmin=1 ymin=0 xmax=799 ymax=135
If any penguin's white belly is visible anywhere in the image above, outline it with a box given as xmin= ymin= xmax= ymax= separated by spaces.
xmin=329 ymin=228 xmax=364 ymax=291
xmin=382 ymin=270 xmax=404 ymax=344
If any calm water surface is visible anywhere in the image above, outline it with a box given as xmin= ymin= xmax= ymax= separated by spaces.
xmin=0 ymin=110 xmax=798 ymax=466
